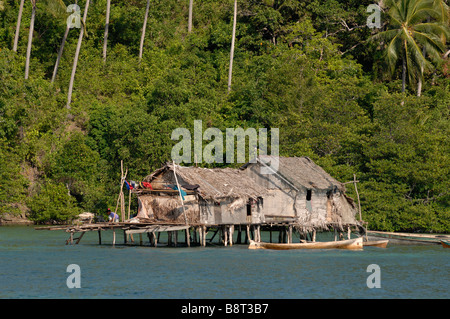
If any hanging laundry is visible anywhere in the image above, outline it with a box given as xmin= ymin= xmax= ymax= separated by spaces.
xmin=142 ymin=182 xmax=153 ymax=189
xmin=165 ymin=184 xmax=187 ymax=200
xmin=125 ymin=180 xmax=133 ymax=191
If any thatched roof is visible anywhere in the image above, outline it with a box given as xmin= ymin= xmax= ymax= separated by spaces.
xmin=143 ymin=163 xmax=267 ymax=201
xmin=242 ymin=155 xmax=345 ymax=192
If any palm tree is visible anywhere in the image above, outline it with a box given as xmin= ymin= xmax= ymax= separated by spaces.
xmin=24 ymin=0 xmax=66 ymax=80
xmin=24 ymin=0 xmax=37 ymax=80
xmin=13 ymin=0 xmax=25 ymax=52
xmin=51 ymin=21 xmax=70 ymax=83
xmin=139 ymin=0 xmax=150 ymax=63
xmin=227 ymin=0 xmax=237 ymax=93
xmin=372 ymin=0 xmax=449 ymax=96
xmin=52 ymin=1 xmax=87 ymax=83
xmin=188 ymin=0 xmax=193 ymax=33
xmin=103 ymin=0 xmax=111 ymax=62
xmin=67 ymin=0 xmax=90 ymax=109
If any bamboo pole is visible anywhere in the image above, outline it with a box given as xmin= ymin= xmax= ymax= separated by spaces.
xmin=173 ymin=161 xmax=188 ymax=225
xmin=353 ymin=174 xmax=362 ymax=221
xmin=128 ymin=188 xmax=131 ymax=220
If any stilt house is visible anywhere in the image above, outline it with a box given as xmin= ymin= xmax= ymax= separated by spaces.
xmin=135 ymin=163 xmax=267 ymax=226
xmin=240 ymin=156 xmax=361 ymax=232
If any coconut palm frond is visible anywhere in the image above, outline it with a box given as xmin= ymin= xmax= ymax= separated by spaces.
xmin=373 ymin=0 xmax=450 ymax=95
xmin=40 ymin=0 xmax=67 ymax=19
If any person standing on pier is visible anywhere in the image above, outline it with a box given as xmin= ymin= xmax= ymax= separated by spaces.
xmin=107 ymin=208 xmax=119 ymax=223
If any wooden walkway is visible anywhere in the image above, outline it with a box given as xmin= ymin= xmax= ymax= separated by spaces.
xmin=35 ymin=221 xmax=305 ymax=247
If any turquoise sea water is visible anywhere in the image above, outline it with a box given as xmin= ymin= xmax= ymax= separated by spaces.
xmin=0 ymin=226 xmax=448 ymax=299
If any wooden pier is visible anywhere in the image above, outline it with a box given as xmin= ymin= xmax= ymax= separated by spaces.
xmin=35 ymin=220 xmax=360 ymax=248
xmin=35 ymin=221 xmax=312 ymax=247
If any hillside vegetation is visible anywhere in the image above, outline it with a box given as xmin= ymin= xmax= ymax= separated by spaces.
xmin=0 ymin=0 xmax=448 ymax=232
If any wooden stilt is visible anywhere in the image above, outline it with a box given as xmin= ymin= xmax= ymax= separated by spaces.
xmin=312 ymin=229 xmax=316 ymax=242
xmin=244 ymin=225 xmax=249 ymax=244
xmin=270 ymin=227 xmax=272 ymax=243
xmin=174 ymin=231 xmax=178 ymax=247
xmin=203 ymin=226 xmax=207 ymax=247
xmin=229 ymin=225 xmax=234 ymax=246
xmin=168 ymin=231 xmax=172 ymax=247
xmin=123 ymin=230 xmax=127 ymax=244
xmin=223 ymin=226 xmax=228 ymax=246
xmin=347 ymin=226 xmax=351 ymax=239
xmin=154 ymin=232 xmax=158 ymax=247
xmin=139 ymin=233 xmax=143 ymax=246
xmin=98 ymin=229 xmax=102 ymax=245
xmin=185 ymin=228 xmax=190 ymax=247
xmin=193 ymin=227 xmax=198 ymax=244
xmin=112 ymin=229 xmax=116 ymax=246
xmin=288 ymin=225 xmax=292 ymax=244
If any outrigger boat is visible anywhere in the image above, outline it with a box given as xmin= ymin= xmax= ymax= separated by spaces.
xmin=441 ymin=240 xmax=450 ymax=248
xmin=363 ymin=239 xmax=389 ymax=248
xmin=367 ymin=230 xmax=450 ymax=245
xmin=248 ymin=237 xmax=363 ymax=250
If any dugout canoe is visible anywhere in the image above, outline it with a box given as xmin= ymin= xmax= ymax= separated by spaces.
xmin=441 ymin=240 xmax=450 ymax=248
xmin=367 ymin=231 xmax=450 ymax=245
xmin=248 ymin=237 xmax=363 ymax=250
xmin=363 ymin=239 xmax=389 ymax=248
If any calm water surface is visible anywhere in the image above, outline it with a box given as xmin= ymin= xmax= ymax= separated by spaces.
xmin=0 ymin=226 xmax=448 ymax=299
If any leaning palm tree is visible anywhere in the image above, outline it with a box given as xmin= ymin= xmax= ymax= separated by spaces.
xmin=227 ymin=0 xmax=237 ymax=93
xmin=103 ymin=0 xmax=111 ymax=62
xmin=188 ymin=0 xmax=193 ymax=33
xmin=52 ymin=1 xmax=89 ymax=83
xmin=13 ymin=0 xmax=25 ymax=52
xmin=24 ymin=0 xmax=37 ymax=79
xmin=24 ymin=0 xmax=66 ymax=80
xmin=371 ymin=0 xmax=449 ymax=96
xmin=139 ymin=0 xmax=150 ymax=63
xmin=66 ymin=0 xmax=90 ymax=109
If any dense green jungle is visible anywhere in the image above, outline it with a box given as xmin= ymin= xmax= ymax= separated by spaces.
xmin=0 ymin=0 xmax=448 ymax=232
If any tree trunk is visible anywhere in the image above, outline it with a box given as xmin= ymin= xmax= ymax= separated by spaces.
xmin=51 ymin=25 xmax=70 ymax=83
xmin=139 ymin=0 xmax=150 ymax=63
xmin=417 ymin=70 xmax=423 ymax=97
xmin=103 ymin=0 xmax=111 ymax=62
xmin=66 ymin=0 xmax=90 ymax=109
xmin=13 ymin=0 xmax=25 ymax=52
xmin=24 ymin=1 xmax=36 ymax=80
xmin=188 ymin=0 xmax=193 ymax=33
xmin=401 ymin=57 xmax=406 ymax=93
xmin=227 ymin=0 xmax=237 ymax=93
